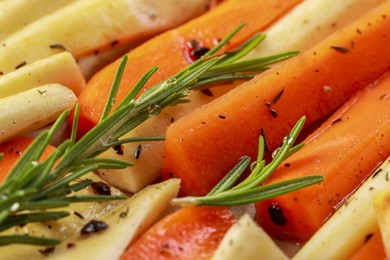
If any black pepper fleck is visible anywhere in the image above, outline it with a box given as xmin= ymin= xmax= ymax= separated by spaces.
xmin=111 ymin=40 xmax=119 ymax=46
xmin=49 ymin=44 xmax=67 ymax=51
xmin=364 ymin=233 xmax=373 ymax=243
xmin=330 ymin=46 xmax=351 ymax=53
xmin=200 ymin=88 xmax=214 ymax=97
xmin=268 ymin=202 xmax=287 ymax=226
xmin=81 ymin=220 xmax=108 ymax=235
xmin=372 ymin=168 xmax=382 ymax=178
xmin=269 ymin=108 xmax=278 ymax=118
xmin=331 ymin=117 xmax=342 ymax=125
xmin=113 ymin=145 xmax=124 ymax=155
xmin=39 ymin=246 xmax=55 ymax=255
xmin=73 ymin=211 xmax=84 ymax=219
xmin=91 ymin=181 xmax=111 ymax=195
xmin=15 ymin=61 xmax=27 ymax=69
xmin=135 ymin=144 xmax=142 ymax=160
xmin=67 ymin=243 xmax=76 ymax=249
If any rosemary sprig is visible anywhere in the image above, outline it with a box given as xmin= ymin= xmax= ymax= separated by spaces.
xmin=0 ymin=24 xmax=300 ymax=246
xmin=171 ymin=116 xmax=324 ymax=207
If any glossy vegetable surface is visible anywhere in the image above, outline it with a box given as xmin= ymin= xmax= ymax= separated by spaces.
xmin=76 ymin=0 xmax=301 ymax=136
xmin=162 ymin=2 xmax=390 ymax=196
xmin=121 ymin=206 xmax=236 ymax=260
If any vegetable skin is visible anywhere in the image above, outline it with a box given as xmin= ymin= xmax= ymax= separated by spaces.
xmin=0 ymin=0 xmax=210 ymax=74
xmin=162 ymin=1 xmax=390 ymax=196
xmin=0 ymin=136 xmax=55 ymax=184
xmin=292 ymin=155 xmax=390 ymax=258
xmin=76 ymin=0 xmax=302 ymax=136
xmin=255 ymin=73 xmax=390 ymax=242
xmin=349 ymin=230 xmax=386 ymax=260
xmin=121 ymin=206 xmax=236 ymax=260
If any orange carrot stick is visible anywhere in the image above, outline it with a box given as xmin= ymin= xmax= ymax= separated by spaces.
xmin=0 ymin=136 xmax=55 ymax=184
xmin=350 ymin=230 xmax=386 ymax=260
xmin=162 ymin=2 xmax=390 ymax=196
xmin=254 ymin=72 xmax=390 ymax=241
xmin=76 ymin=0 xmax=302 ymax=136
xmin=120 ymin=206 xmax=236 ymax=260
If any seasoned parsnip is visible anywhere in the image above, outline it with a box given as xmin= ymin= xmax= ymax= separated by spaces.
xmin=0 ymin=0 xmax=79 ymax=40
xmin=212 ymin=214 xmax=288 ymax=260
xmin=52 ymin=179 xmax=180 ymax=260
xmin=96 ymin=0 xmax=384 ymax=194
xmin=293 ymin=157 xmax=390 ymax=260
xmin=0 ymin=176 xmax=180 ymax=260
xmin=0 ymin=84 xmax=77 ymax=143
xmin=0 ymin=52 xmax=85 ymax=97
xmin=373 ymin=175 xmax=390 ymax=259
xmin=0 ymin=0 xmax=209 ymax=74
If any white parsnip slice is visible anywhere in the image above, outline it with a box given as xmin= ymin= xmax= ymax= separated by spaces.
xmin=0 ymin=0 xmax=209 ymax=74
xmin=293 ymin=157 xmax=390 ymax=260
xmin=96 ymin=0 xmax=385 ymax=194
xmin=373 ymin=179 xmax=390 ymax=258
xmin=52 ymin=179 xmax=180 ymax=260
xmin=0 ymin=0 xmax=79 ymax=41
xmin=0 ymin=52 xmax=85 ymax=97
xmin=0 ymin=176 xmax=180 ymax=260
xmin=0 ymin=84 xmax=77 ymax=143
xmin=212 ymin=214 xmax=288 ymax=260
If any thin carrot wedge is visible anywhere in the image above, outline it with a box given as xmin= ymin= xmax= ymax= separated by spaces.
xmin=76 ymin=0 xmax=302 ymax=136
xmin=254 ymin=72 xmax=390 ymax=241
xmin=0 ymin=136 xmax=55 ymax=183
xmin=120 ymin=206 xmax=236 ymax=260
xmin=349 ymin=230 xmax=386 ymax=260
xmin=162 ymin=2 xmax=390 ymax=196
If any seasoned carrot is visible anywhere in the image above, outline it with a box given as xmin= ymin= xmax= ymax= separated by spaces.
xmin=350 ymin=230 xmax=386 ymax=260
xmin=162 ymin=2 xmax=390 ymax=196
xmin=0 ymin=136 xmax=55 ymax=183
xmin=76 ymin=0 xmax=302 ymax=136
xmin=254 ymin=72 xmax=390 ymax=241
xmin=120 ymin=206 xmax=236 ymax=260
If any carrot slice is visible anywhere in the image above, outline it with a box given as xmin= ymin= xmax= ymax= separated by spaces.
xmin=162 ymin=2 xmax=390 ymax=196
xmin=350 ymin=230 xmax=386 ymax=260
xmin=76 ymin=0 xmax=302 ymax=136
xmin=0 ymin=136 xmax=55 ymax=183
xmin=254 ymin=72 xmax=390 ymax=241
xmin=120 ymin=206 xmax=236 ymax=260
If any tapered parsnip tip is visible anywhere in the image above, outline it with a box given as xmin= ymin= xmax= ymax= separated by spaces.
xmin=212 ymin=214 xmax=288 ymax=260
xmin=373 ymin=183 xmax=390 ymax=259
xmin=0 ymin=84 xmax=77 ymax=144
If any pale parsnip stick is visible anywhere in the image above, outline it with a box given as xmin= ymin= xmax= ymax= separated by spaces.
xmin=0 ymin=0 xmax=209 ymax=74
xmin=0 ymin=0 xmax=79 ymax=41
xmin=212 ymin=214 xmax=288 ymax=260
xmin=0 ymin=176 xmax=180 ymax=260
xmin=0 ymin=52 xmax=85 ymax=97
xmin=373 ymin=169 xmax=390 ymax=259
xmin=52 ymin=179 xmax=180 ymax=260
xmin=0 ymin=84 xmax=77 ymax=143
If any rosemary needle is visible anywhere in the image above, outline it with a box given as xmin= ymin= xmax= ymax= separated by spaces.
xmin=0 ymin=24 xmax=300 ymax=246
